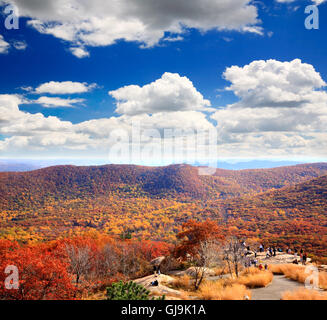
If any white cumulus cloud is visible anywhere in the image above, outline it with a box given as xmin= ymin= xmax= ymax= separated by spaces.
xmin=109 ymin=72 xmax=212 ymax=116
xmin=211 ymin=59 xmax=327 ymax=158
xmin=222 ymin=59 xmax=326 ymax=109
xmin=34 ymin=81 xmax=96 ymax=94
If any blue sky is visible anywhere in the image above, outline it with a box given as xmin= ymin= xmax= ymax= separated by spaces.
xmin=0 ymin=0 xmax=327 ymax=165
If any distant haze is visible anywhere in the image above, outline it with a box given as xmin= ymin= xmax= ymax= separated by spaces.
xmin=0 ymin=159 xmax=324 ymax=172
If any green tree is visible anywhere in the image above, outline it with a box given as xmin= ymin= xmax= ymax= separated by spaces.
xmin=106 ymin=281 xmax=164 ymax=300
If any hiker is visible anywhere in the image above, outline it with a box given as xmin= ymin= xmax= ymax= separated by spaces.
xmin=153 ymin=265 xmax=158 ymax=276
xmin=259 ymin=244 xmax=264 ymax=253
xmin=254 ymin=250 xmax=257 ymax=258
xmin=264 ymin=264 xmax=268 ymax=270
xmin=266 ymin=251 xmax=270 ymax=259
xmin=303 ymin=253 xmax=307 ymax=265
xmin=151 ymin=256 xmax=165 ymax=276
xmin=273 ymin=247 xmax=276 ymax=256
xmin=300 ymin=254 xmax=303 ymax=264
xmin=258 ymin=264 xmax=263 ymax=270
xmin=269 ymin=247 xmax=273 ymax=257
xmin=300 ymin=248 xmax=304 ymax=255
xmin=151 ymin=279 xmax=159 ymax=286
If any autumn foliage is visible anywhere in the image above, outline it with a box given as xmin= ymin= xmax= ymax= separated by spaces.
xmin=0 ymin=235 xmax=172 ymax=300
xmin=174 ymin=219 xmax=224 ymax=258
xmin=0 ymin=240 xmax=75 ymax=300
xmin=282 ymin=288 xmax=327 ymax=300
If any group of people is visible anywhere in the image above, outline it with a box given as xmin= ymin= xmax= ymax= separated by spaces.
xmin=242 ymin=241 xmax=309 ymax=267
xmin=291 ymin=248 xmax=308 ymax=265
xmin=258 ymin=244 xmax=282 ymax=257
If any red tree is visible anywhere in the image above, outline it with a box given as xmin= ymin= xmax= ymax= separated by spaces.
xmin=174 ymin=219 xmax=224 ymax=258
xmin=0 ymin=243 xmax=76 ymax=300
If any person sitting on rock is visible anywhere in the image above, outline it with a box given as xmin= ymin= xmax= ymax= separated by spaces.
xmin=151 ymin=280 xmax=159 ymax=286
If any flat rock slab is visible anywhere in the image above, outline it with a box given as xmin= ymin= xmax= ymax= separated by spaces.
xmin=251 ymin=275 xmax=304 ymax=300
xmin=133 ymin=274 xmax=184 ymax=299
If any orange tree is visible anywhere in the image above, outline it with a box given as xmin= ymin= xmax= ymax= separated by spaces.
xmin=174 ymin=219 xmax=224 ymax=258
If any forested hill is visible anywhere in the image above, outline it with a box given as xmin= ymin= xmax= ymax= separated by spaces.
xmin=225 ymin=173 xmax=327 ymax=215
xmin=220 ymin=174 xmax=327 ymax=257
xmin=0 ymin=163 xmax=327 ymax=210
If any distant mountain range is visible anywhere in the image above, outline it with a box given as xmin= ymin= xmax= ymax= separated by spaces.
xmin=0 ymin=159 xmax=322 ymax=172
xmin=1 ymin=163 xmax=327 ymax=208
xmin=1 ymin=162 xmax=326 ymax=257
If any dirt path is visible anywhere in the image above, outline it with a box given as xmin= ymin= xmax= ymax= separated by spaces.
xmin=251 ymin=275 xmax=304 ymax=300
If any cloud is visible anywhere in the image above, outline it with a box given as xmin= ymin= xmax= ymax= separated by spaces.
xmin=162 ymin=36 xmax=184 ymax=42
xmin=34 ymin=96 xmax=85 ymax=108
xmin=222 ymin=59 xmax=326 ymax=109
xmin=1 ymin=61 xmax=327 ymax=160
xmin=69 ymin=47 xmax=90 ymax=58
xmin=276 ymin=0 xmax=325 ymax=4
xmin=0 ymin=94 xmax=73 ymax=135
xmin=12 ymin=40 xmax=27 ymax=50
xmin=0 ymin=35 xmax=10 ymax=54
xmin=0 ymin=91 xmax=213 ymax=159
xmin=2 ymin=0 xmax=262 ymax=56
xmin=34 ymin=81 xmax=96 ymax=94
xmin=211 ymin=59 xmax=327 ymax=157
xmin=0 ymin=94 xmax=93 ymax=155
xmin=109 ymin=72 xmax=212 ymax=115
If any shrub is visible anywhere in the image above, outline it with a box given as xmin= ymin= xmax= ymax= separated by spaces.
xmin=268 ymin=264 xmax=285 ymax=275
xmin=282 ymin=289 xmax=327 ymax=300
xmin=237 ymin=270 xmax=273 ymax=289
xmin=172 ymin=274 xmax=193 ymax=291
xmin=269 ymin=264 xmax=327 ymax=290
xmin=106 ymin=281 xmax=164 ymax=300
xmin=221 ymin=268 xmax=273 ymax=289
xmin=198 ymin=281 xmax=251 ymax=300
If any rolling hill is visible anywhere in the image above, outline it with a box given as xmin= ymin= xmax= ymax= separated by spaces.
xmin=221 ymin=175 xmax=327 ymax=257
xmin=0 ymin=163 xmax=327 ymax=257
xmin=1 ymin=163 xmax=327 ymax=210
